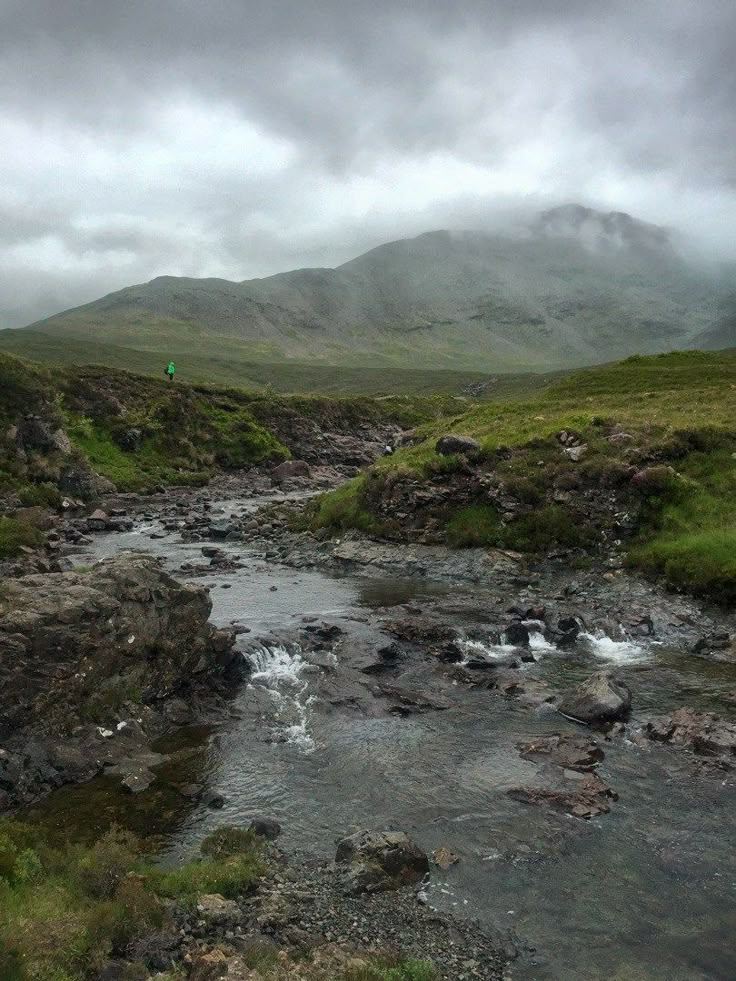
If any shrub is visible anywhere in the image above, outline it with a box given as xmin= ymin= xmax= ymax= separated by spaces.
xmin=84 ymin=877 xmax=163 ymax=959
xmin=74 ymin=827 xmax=141 ymax=899
xmin=17 ymin=482 xmax=62 ymax=509
xmin=503 ymin=505 xmax=594 ymax=552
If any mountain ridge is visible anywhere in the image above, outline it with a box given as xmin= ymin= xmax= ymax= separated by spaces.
xmin=13 ymin=205 xmax=732 ymax=373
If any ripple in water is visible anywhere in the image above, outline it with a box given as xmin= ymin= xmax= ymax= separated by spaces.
xmin=245 ymin=643 xmax=316 ymax=752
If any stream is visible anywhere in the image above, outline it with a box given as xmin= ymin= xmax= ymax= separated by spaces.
xmin=29 ymin=495 xmax=736 ymax=981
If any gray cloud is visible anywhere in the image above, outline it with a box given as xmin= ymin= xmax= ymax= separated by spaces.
xmin=0 ymin=0 xmax=734 ymax=326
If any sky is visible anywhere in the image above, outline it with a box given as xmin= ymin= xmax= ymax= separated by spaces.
xmin=1 ymin=0 xmax=734 ymax=327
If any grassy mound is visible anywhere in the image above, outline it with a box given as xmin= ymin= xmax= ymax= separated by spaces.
xmin=308 ymin=350 xmax=736 ymax=601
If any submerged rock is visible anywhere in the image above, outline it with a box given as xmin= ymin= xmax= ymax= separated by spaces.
xmin=557 ymin=671 xmax=632 ymax=724
xmin=335 ymin=829 xmax=429 ymax=894
xmin=508 ymin=770 xmax=617 ymax=819
xmin=518 ymin=733 xmax=604 ymax=771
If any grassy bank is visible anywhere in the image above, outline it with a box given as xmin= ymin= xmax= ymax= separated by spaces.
xmin=0 ymin=351 xmax=461 ymax=507
xmin=0 ymin=821 xmax=263 ymax=980
xmin=308 ymin=350 xmax=736 ymax=602
xmin=0 ymin=820 xmax=437 ymax=981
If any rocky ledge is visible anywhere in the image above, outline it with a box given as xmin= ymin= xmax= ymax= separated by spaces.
xmin=0 ymin=554 xmax=241 ymax=810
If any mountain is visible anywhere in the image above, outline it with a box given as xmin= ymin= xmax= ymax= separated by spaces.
xmin=9 ymin=206 xmax=730 ymax=374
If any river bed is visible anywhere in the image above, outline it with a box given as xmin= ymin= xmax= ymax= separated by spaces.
xmin=30 ymin=498 xmax=736 ymax=981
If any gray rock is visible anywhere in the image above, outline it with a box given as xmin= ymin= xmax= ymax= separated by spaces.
xmin=435 ymin=434 xmax=481 ymax=456
xmin=196 ymin=893 xmax=242 ymax=928
xmin=335 ymin=829 xmax=429 ymax=894
xmin=248 ymin=816 xmax=282 ymax=840
xmin=272 ymin=460 xmax=312 ymax=482
xmin=557 ymin=671 xmax=632 ymax=724
xmin=563 ymin=444 xmax=588 ymax=462
xmin=120 ymin=765 xmax=156 ymax=794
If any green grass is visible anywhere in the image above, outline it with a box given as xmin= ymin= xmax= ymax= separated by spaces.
xmin=306 ymin=475 xmax=387 ymax=535
xmin=0 ymin=517 xmax=44 ymax=558
xmin=628 ymin=448 xmax=736 ymax=602
xmin=344 ymin=956 xmax=439 ymax=981
xmin=0 ymin=327 xmax=547 ymax=397
xmin=0 ymin=821 xmax=264 ymax=981
xmin=446 ymin=504 xmax=502 ymax=547
xmin=309 ymin=350 xmax=736 ymax=601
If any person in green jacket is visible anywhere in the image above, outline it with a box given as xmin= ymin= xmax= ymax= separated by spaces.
xmin=165 ymin=361 xmax=175 ymax=382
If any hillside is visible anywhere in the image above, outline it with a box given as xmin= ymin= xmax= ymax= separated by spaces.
xmin=0 ymin=350 xmax=465 ymax=560
xmin=8 ymin=205 xmax=729 ymax=377
xmin=306 ymin=349 xmax=736 ymax=602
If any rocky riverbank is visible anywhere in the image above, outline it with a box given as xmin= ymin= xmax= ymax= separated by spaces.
xmin=0 ymin=554 xmax=245 ymax=810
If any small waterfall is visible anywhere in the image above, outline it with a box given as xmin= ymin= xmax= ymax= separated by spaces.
xmin=245 ymin=643 xmax=316 ymax=751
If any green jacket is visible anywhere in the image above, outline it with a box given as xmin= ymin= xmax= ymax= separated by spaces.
xmin=166 ymin=362 xmax=175 ymax=375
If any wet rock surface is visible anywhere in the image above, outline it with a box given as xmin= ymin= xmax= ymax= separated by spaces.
xmin=642 ymin=707 xmax=736 ymax=759
xmin=557 ymin=671 xmax=632 ymax=724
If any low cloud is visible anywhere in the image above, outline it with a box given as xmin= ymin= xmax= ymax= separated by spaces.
xmin=1 ymin=0 xmax=734 ymax=326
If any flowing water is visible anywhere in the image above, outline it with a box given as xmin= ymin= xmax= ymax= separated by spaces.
xmin=31 ymin=501 xmax=736 ymax=980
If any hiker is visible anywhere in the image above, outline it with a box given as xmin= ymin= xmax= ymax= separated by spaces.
xmin=165 ymin=361 xmax=175 ymax=382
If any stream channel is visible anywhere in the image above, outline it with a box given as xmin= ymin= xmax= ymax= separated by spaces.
xmin=28 ymin=494 xmax=736 ymax=981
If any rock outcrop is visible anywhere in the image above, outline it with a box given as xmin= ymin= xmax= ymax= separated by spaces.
xmin=0 ymin=553 xmax=237 ymax=741
xmin=0 ymin=554 xmax=240 ymax=809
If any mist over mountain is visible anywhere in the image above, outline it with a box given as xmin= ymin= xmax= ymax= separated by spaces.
xmin=19 ymin=206 xmax=730 ymax=372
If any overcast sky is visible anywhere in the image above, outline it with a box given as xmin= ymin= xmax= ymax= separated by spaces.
xmin=1 ymin=0 xmax=734 ymax=327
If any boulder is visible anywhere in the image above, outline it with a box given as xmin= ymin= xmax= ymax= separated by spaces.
xmin=196 ymin=894 xmax=242 ymax=929
xmin=248 ymin=816 xmax=282 ymax=840
xmin=113 ymin=428 xmax=143 ymax=451
xmin=563 ymin=444 xmax=588 ymax=462
xmin=504 ymin=621 xmax=530 ymax=647
xmin=59 ymin=465 xmax=116 ymax=501
xmin=271 ymin=459 xmax=312 ymax=482
xmin=16 ymin=416 xmax=71 ymax=455
xmin=557 ymin=671 xmax=632 ymax=724
xmin=0 ymin=555 xmax=238 ymax=743
xmin=435 ymin=434 xmax=481 ymax=456
xmin=335 ymin=829 xmax=429 ymax=894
